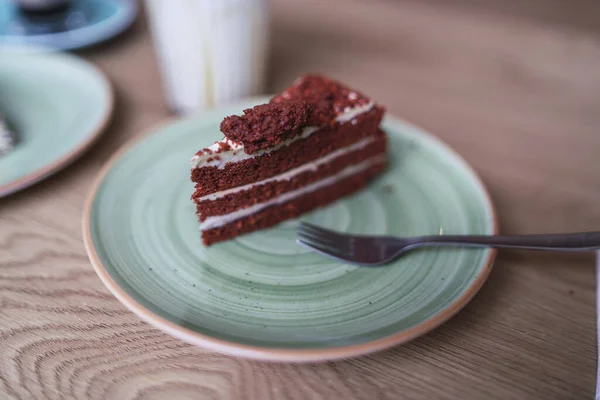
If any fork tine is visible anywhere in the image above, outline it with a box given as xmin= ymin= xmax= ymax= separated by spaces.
xmin=296 ymin=239 xmax=352 ymax=261
xmin=298 ymin=226 xmax=345 ymax=245
xmin=298 ymin=224 xmax=352 ymax=250
xmin=297 ymin=233 xmax=352 ymax=256
xmin=299 ymin=222 xmax=345 ymax=238
xmin=297 ymin=232 xmax=352 ymax=254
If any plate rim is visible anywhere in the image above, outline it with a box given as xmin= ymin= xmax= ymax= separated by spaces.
xmin=0 ymin=50 xmax=114 ymax=197
xmin=82 ymin=109 xmax=498 ymax=363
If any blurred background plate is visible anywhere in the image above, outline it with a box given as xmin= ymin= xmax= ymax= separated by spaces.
xmin=83 ymin=98 xmax=497 ymax=362
xmin=0 ymin=46 xmax=113 ymax=197
xmin=0 ymin=0 xmax=138 ymax=50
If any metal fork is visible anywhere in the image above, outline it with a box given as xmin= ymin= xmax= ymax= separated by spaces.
xmin=297 ymin=222 xmax=600 ymax=266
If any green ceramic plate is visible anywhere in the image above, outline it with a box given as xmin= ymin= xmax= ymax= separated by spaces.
xmin=84 ymin=99 xmax=497 ymax=362
xmin=0 ymin=46 xmax=113 ymax=197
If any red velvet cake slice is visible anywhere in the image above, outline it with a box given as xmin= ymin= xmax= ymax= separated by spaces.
xmin=191 ymin=74 xmax=387 ymax=245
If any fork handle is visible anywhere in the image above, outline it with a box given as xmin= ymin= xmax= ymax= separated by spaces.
xmin=415 ymin=232 xmax=600 ymax=251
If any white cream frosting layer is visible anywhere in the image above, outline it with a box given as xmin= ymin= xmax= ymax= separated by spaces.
xmin=192 ymin=126 xmax=319 ymax=169
xmin=336 ymin=101 xmax=375 ymax=123
xmin=197 ymin=135 xmax=378 ymax=202
xmin=191 ymin=101 xmax=375 ymax=169
xmin=199 ymin=155 xmax=385 ymax=231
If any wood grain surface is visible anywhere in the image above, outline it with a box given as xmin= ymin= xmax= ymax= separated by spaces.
xmin=2 ymin=0 xmax=599 ymax=398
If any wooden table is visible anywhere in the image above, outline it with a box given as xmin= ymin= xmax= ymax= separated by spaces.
xmin=2 ymin=0 xmax=599 ymax=398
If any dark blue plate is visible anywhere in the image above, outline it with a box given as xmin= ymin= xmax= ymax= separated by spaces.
xmin=0 ymin=0 xmax=138 ymax=50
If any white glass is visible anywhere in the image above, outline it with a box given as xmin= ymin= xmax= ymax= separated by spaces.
xmin=145 ymin=0 xmax=269 ymax=114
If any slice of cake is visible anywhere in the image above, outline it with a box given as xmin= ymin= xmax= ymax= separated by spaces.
xmin=191 ymin=74 xmax=387 ymax=245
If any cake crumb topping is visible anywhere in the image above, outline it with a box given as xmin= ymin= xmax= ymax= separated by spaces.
xmin=271 ymin=74 xmax=371 ymax=125
xmin=220 ymin=101 xmax=313 ymax=154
